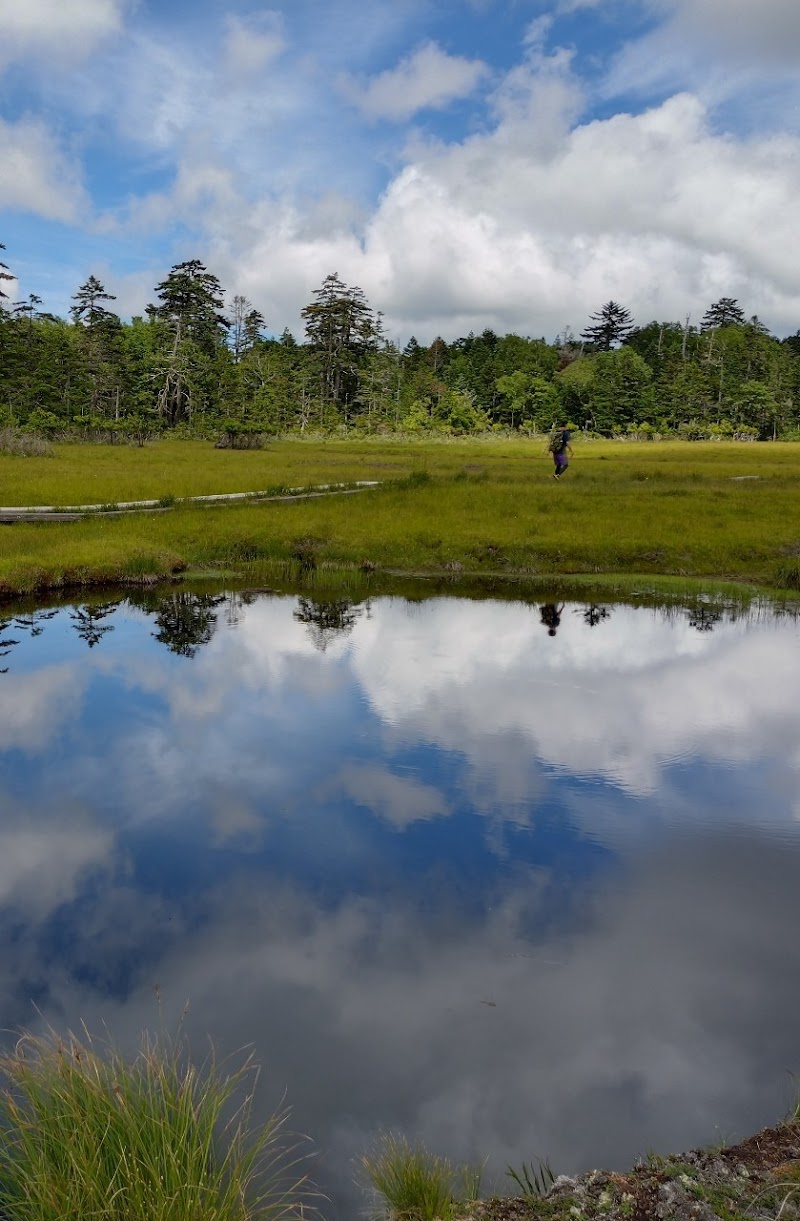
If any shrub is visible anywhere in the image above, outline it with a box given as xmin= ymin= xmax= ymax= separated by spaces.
xmin=0 ymin=427 xmax=53 ymax=457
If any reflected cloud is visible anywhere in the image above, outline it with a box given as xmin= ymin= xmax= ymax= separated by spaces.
xmin=1 ymin=592 xmax=800 ymax=1217
xmin=0 ymin=663 xmax=85 ymax=753
xmin=328 ymin=763 xmax=450 ymax=829
xmin=12 ymin=830 xmax=799 ymax=1215
xmin=0 ymin=796 xmax=114 ymax=921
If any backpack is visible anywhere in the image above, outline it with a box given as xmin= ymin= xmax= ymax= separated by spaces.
xmin=548 ymin=431 xmax=563 ymax=453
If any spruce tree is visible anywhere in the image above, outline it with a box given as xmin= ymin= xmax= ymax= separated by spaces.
xmin=580 ymin=301 xmax=634 ymax=350
xmin=701 ymin=298 xmax=745 ymax=330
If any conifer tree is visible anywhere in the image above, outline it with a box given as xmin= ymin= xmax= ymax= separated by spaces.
xmin=0 ymin=244 xmax=13 ymax=301
xmin=581 ymin=301 xmax=634 ymax=350
xmin=701 ymin=298 xmax=745 ymax=330
xmin=147 ymin=260 xmax=230 ymax=426
xmin=301 ymin=272 xmax=378 ymax=417
xmin=70 ymin=275 xmax=118 ymax=328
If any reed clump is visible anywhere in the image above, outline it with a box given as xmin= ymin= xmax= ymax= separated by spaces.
xmin=0 ymin=1026 xmax=313 ymax=1221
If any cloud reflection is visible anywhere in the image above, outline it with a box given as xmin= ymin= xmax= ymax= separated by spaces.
xmin=1 ymin=592 xmax=800 ymax=1217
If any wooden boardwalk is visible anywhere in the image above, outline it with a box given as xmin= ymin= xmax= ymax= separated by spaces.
xmin=0 ymin=481 xmax=381 ymax=524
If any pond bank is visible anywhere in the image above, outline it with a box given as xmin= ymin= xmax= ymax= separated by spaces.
xmin=462 ymin=1118 xmax=800 ymax=1220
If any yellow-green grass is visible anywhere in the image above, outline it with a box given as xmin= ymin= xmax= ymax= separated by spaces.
xmin=0 ymin=1026 xmax=312 ymax=1221
xmin=1 ymin=438 xmax=800 ymax=599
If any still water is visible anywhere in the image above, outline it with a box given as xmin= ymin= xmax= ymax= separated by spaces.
xmin=1 ymin=590 xmax=800 ymax=1212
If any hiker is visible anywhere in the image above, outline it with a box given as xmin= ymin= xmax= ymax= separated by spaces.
xmin=548 ymin=424 xmax=573 ymax=479
xmin=539 ymin=602 xmax=564 ymax=637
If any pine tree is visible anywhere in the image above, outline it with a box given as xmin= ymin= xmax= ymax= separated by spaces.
xmin=701 ymin=298 xmax=745 ymax=330
xmin=580 ymin=301 xmax=634 ymax=350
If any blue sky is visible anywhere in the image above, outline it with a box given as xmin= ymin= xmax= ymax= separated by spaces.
xmin=1 ymin=0 xmax=800 ymax=340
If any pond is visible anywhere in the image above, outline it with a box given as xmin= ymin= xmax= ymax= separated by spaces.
xmin=1 ymin=588 xmax=800 ymax=1214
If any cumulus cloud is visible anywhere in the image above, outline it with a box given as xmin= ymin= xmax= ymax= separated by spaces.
xmin=0 ymin=0 xmax=126 ymax=72
xmin=198 ymin=70 xmax=800 ymax=341
xmin=0 ymin=118 xmax=89 ymax=222
xmin=341 ymin=41 xmax=489 ymax=121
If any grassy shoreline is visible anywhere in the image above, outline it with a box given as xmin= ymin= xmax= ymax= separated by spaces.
xmin=2 ymin=438 xmax=800 ymax=601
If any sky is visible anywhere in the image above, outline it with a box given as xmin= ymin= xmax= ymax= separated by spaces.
xmin=1 ymin=0 xmax=800 ymax=342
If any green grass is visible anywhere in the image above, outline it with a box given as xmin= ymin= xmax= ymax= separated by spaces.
xmin=506 ymin=1158 xmax=556 ymax=1198
xmin=2 ymin=437 xmax=800 ymax=598
xmin=360 ymin=1133 xmax=482 ymax=1221
xmin=0 ymin=1025 xmax=313 ymax=1221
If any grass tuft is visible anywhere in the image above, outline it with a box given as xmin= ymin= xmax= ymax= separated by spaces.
xmin=360 ymin=1133 xmax=460 ymax=1221
xmin=505 ymin=1157 xmax=556 ymax=1198
xmin=0 ymin=1024 xmax=314 ymax=1221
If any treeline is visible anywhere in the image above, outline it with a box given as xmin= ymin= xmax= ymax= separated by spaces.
xmin=2 ymin=245 xmax=800 ymax=441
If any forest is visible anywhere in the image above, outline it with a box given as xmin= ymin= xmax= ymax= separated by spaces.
xmin=2 ymin=245 xmax=800 ymax=443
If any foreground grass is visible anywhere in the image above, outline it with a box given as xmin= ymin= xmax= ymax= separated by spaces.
xmin=2 ymin=438 xmax=800 ymax=598
xmin=0 ymin=1027 xmax=311 ymax=1221
xmin=361 ymin=1134 xmax=484 ymax=1221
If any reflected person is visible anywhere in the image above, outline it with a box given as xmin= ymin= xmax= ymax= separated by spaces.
xmin=539 ymin=602 xmax=565 ymax=637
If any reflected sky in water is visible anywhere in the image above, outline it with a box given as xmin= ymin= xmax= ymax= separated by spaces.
xmin=1 ymin=591 xmax=800 ymax=1214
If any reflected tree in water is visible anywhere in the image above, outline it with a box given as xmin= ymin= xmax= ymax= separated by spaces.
xmin=293 ymin=597 xmax=359 ymax=651
xmin=580 ymin=604 xmax=612 ymax=628
xmin=539 ymin=602 xmax=565 ymax=637
xmin=145 ymin=592 xmax=225 ymax=657
xmin=688 ymin=606 xmax=724 ymax=632
xmin=13 ymin=608 xmax=58 ymax=637
xmin=0 ymin=617 xmax=20 ymax=673
xmin=223 ymin=590 xmax=258 ymax=627
xmin=70 ymin=603 xmax=117 ymax=648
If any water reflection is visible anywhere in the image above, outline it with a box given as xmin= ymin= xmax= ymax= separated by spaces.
xmin=539 ymin=602 xmax=565 ymax=636
xmin=0 ymin=591 xmax=799 ymax=1215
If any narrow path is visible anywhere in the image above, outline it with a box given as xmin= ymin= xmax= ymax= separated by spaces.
xmin=0 ymin=480 xmax=382 ymax=523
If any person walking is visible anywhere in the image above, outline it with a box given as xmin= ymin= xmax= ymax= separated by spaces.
xmin=548 ymin=424 xmax=573 ymax=479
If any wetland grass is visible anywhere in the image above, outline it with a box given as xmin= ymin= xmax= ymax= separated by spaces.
xmin=0 ymin=1026 xmax=312 ymax=1221
xmin=1 ymin=438 xmax=800 ymax=598
xmin=360 ymin=1133 xmax=482 ymax=1221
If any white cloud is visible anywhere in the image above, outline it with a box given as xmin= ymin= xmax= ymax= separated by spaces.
xmin=0 ymin=118 xmax=89 ymax=223
xmin=651 ymin=0 xmax=800 ymax=63
xmin=329 ymin=764 xmax=450 ymax=829
xmin=0 ymin=804 xmax=114 ymax=920
xmin=341 ymin=41 xmax=488 ymax=121
xmin=222 ymin=12 xmax=287 ymax=79
xmin=0 ymin=0 xmax=126 ymax=72
xmin=72 ymin=595 xmax=800 ymax=821
xmin=0 ymin=663 xmax=85 ymax=752
xmin=200 ymin=62 xmax=800 ymax=340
